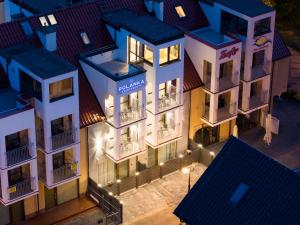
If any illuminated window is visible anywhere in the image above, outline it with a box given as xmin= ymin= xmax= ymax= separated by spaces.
xmin=47 ymin=14 xmax=57 ymax=25
xmin=144 ymin=45 xmax=153 ymax=65
xmin=39 ymin=16 xmax=49 ymax=26
xmin=80 ymin=32 xmax=91 ymax=45
xmin=175 ymin=6 xmax=186 ymax=18
xmin=49 ymin=78 xmax=73 ymax=101
xmin=159 ymin=44 xmax=180 ymax=65
xmin=159 ymin=48 xmax=168 ymax=65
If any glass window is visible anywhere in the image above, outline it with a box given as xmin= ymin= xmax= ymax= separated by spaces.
xmin=170 ymin=45 xmax=179 ymax=61
xmin=175 ymin=6 xmax=186 ymax=18
xmin=254 ymin=17 xmax=271 ymax=37
xmin=159 ymin=48 xmax=168 ymax=65
xmin=80 ymin=32 xmax=91 ymax=45
xmin=221 ymin=11 xmax=248 ymax=37
xmin=39 ymin=17 xmax=49 ymax=27
xmin=49 ymin=78 xmax=73 ymax=101
xmin=47 ymin=14 xmax=57 ymax=25
xmin=159 ymin=44 xmax=180 ymax=66
xmin=144 ymin=45 xmax=153 ymax=64
xmin=129 ymin=37 xmax=143 ymax=63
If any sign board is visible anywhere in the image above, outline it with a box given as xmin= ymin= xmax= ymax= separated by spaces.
xmin=219 ymin=47 xmax=239 ymax=60
xmin=254 ymin=36 xmax=272 ymax=49
xmin=117 ymin=77 xmax=145 ymax=95
xmin=8 ymin=186 xmax=17 ymax=194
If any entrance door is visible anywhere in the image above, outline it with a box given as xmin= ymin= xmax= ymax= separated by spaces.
xmin=44 ymin=187 xmax=56 ymax=210
xmin=57 ymin=180 xmax=78 ymax=205
xmin=10 ymin=201 xmax=25 ymax=224
xmin=236 ymin=110 xmax=261 ymax=132
xmin=194 ymin=126 xmax=220 ymax=147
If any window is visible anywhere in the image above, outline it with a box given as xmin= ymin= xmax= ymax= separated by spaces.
xmin=39 ymin=16 xmax=49 ymax=27
xmin=20 ymin=21 xmax=33 ymax=36
xmin=80 ymin=32 xmax=91 ymax=45
xmin=220 ymin=61 xmax=233 ymax=79
xmin=175 ymin=6 xmax=186 ymax=18
xmin=129 ymin=37 xmax=143 ymax=63
xmin=254 ymin=17 xmax=271 ymax=37
xmin=221 ymin=11 xmax=248 ymax=37
xmin=252 ymin=50 xmax=265 ymax=67
xmin=49 ymin=78 xmax=73 ymax=101
xmin=159 ymin=44 xmax=180 ymax=65
xmin=230 ymin=183 xmax=249 ymax=205
xmin=47 ymin=14 xmax=57 ymax=25
xmin=144 ymin=45 xmax=154 ymax=65
xmin=20 ymin=71 xmax=42 ymax=101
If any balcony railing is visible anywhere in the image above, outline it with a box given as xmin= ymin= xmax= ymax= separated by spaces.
xmin=119 ymin=136 xmax=145 ymax=159
xmin=204 ymin=72 xmax=239 ymax=93
xmin=51 ymin=128 xmax=77 ymax=151
xmin=8 ymin=177 xmax=35 ymax=200
xmin=53 ymin=161 xmax=78 ymax=184
xmin=248 ymin=91 xmax=269 ymax=110
xmin=120 ymin=105 xmax=144 ymax=125
xmin=5 ymin=144 xmax=33 ymax=167
xmin=202 ymin=102 xmax=237 ymax=124
xmin=251 ymin=61 xmax=271 ymax=80
xmin=158 ymin=86 xmax=180 ymax=112
xmin=157 ymin=123 xmax=181 ymax=143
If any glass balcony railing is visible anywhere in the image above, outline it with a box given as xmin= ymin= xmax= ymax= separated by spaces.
xmin=120 ymin=105 xmax=144 ymax=125
xmin=202 ymin=102 xmax=237 ymax=124
xmin=248 ymin=91 xmax=268 ymax=110
xmin=157 ymin=123 xmax=181 ymax=143
xmin=204 ymin=73 xmax=239 ymax=93
xmin=251 ymin=61 xmax=271 ymax=81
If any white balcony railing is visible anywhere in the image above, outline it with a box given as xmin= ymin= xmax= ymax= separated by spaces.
xmin=158 ymin=86 xmax=180 ymax=111
xmin=120 ymin=105 xmax=144 ymax=125
xmin=119 ymin=136 xmax=145 ymax=159
xmin=248 ymin=91 xmax=269 ymax=110
xmin=202 ymin=102 xmax=237 ymax=124
xmin=251 ymin=61 xmax=271 ymax=80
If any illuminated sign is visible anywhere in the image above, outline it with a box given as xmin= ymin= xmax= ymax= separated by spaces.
xmin=8 ymin=186 xmax=16 ymax=193
xmin=118 ymin=77 xmax=145 ymax=95
xmin=219 ymin=47 xmax=239 ymax=60
xmin=254 ymin=36 xmax=271 ymax=48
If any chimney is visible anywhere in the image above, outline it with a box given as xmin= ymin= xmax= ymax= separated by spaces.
xmin=36 ymin=26 xmax=57 ymax=52
xmin=144 ymin=0 xmax=164 ymax=21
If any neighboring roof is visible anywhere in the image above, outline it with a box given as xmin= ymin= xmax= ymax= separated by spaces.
xmin=184 ymin=52 xmax=203 ymax=92
xmin=273 ymin=30 xmax=291 ymax=61
xmin=175 ymin=137 xmax=300 ymax=225
xmin=163 ymin=0 xmax=209 ymax=31
xmin=103 ymin=9 xmax=184 ymax=45
xmin=0 ymin=66 xmax=9 ymax=89
xmin=213 ymin=0 xmax=274 ymax=17
xmin=11 ymin=47 xmax=77 ymax=79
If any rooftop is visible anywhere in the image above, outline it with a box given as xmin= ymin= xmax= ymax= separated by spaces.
xmin=175 ymin=137 xmax=300 ymax=225
xmin=103 ymin=9 xmax=184 ymax=45
xmin=213 ymin=0 xmax=274 ymax=17
xmin=192 ymin=28 xmax=234 ymax=47
xmin=5 ymin=47 xmax=77 ymax=79
xmin=84 ymin=59 xmax=146 ymax=81
xmin=0 ymin=87 xmax=31 ymax=118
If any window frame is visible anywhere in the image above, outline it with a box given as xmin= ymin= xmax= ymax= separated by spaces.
xmin=159 ymin=44 xmax=180 ymax=66
xmin=39 ymin=16 xmax=49 ymax=27
xmin=49 ymin=77 xmax=74 ymax=103
xmin=47 ymin=14 xmax=57 ymax=26
xmin=254 ymin=17 xmax=271 ymax=37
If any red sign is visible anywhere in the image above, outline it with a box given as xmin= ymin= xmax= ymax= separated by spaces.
xmin=219 ymin=47 xmax=239 ymax=60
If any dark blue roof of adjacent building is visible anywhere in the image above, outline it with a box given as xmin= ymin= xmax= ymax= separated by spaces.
xmin=273 ymin=30 xmax=291 ymax=61
xmin=174 ymin=137 xmax=300 ymax=225
xmin=214 ymin=0 xmax=274 ymax=17
xmin=102 ymin=9 xmax=184 ymax=45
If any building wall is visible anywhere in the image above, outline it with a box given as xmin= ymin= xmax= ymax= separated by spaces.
xmin=79 ymin=127 xmax=88 ymax=195
xmin=24 ymin=196 xmax=38 ymax=219
xmin=272 ymin=57 xmax=290 ymax=97
xmin=0 ymin=1 xmax=4 ymax=24
xmin=177 ymin=92 xmax=190 ymax=153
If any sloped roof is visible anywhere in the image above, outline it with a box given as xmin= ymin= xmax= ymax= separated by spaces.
xmin=273 ymin=30 xmax=291 ymax=61
xmin=184 ymin=52 xmax=203 ymax=92
xmin=175 ymin=137 xmax=300 ymax=225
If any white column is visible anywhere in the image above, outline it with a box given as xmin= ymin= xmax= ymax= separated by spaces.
xmin=45 ymin=154 xmax=53 ymax=186
xmin=210 ymin=94 xmax=218 ymax=124
xmin=1 ymin=171 xmax=9 ymax=202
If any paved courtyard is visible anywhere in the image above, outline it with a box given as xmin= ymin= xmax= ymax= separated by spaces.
xmin=118 ymin=163 xmax=206 ymax=225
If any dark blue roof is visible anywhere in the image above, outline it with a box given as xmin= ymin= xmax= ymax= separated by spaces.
xmin=273 ymin=30 xmax=291 ymax=61
xmin=214 ymin=0 xmax=274 ymax=17
xmin=174 ymin=137 xmax=300 ymax=225
xmin=102 ymin=9 xmax=184 ymax=45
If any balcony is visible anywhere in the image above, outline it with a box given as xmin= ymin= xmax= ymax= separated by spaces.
xmin=119 ymin=136 xmax=145 ymax=159
xmin=120 ymin=106 xmax=144 ymax=125
xmin=5 ymin=144 xmax=33 ymax=167
xmin=8 ymin=177 xmax=35 ymax=201
xmin=202 ymin=102 xmax=237 ymax=125
xmin=157 ymin=123 xmax=181 ymax=143
xmin=251 ymin=61 xmax=271 ymax=81
xmin=158 ymin=87 xmax=180 ymax=112
xmin=249 ymin=91 xmax=268 ymax=110
xmin=53 ymin=161 xmax=78 ymax=184
xmin=51 ymin=128 xmax=78 ymax=151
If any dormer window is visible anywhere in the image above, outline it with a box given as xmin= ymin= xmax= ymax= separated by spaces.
xmin=175 ymin=6 xmax=186 ymax=18
xmin=47 ymin=14 xmax=57 ymax=26
xmin=20 ymin=21 xmax=33 ymax=36
xmin=39 ymin=16 xmax=49 ymax=27
xmin=80 ymin=32 xmax=91 ymax=45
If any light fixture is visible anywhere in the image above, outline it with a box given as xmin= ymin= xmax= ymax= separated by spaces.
xmin=159 ymin=162 xmax=164 ymax=166
xmin=198 ymin=143 xmax=203 ymax=149
xmin=181 ymin=167 xmax=190 ymax=175
xmin=109 ymin=192 xmax=113 ymax=196
xmin=116 ymin=179 xmax=122 ymax=183
xmin=179 ymin=154 xmax=184 ymax=158
xmin=135 ymin=172 xmax=140 ymax=176
xmin=97 ymin=183 xmax=102 ymax=188
xmin=120 ymin=201 xmax=124 ymax=204
xmin=209 ymin=151 xmax=215 ymax=157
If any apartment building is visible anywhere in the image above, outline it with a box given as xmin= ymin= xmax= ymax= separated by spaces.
xmin=0 ymin=0 xmax=291 ymax=224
